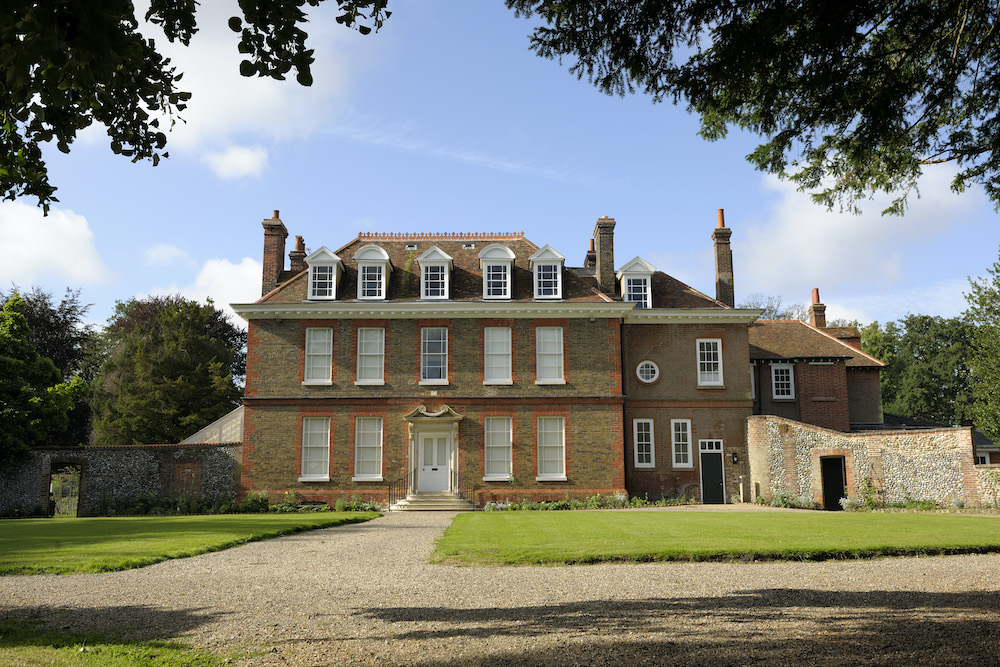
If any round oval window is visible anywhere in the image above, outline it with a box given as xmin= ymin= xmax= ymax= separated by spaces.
xmin=636 ymin=360 xmax=659 ymax=383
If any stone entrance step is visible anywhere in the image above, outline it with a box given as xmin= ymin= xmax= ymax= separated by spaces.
xmin=390 ymin=492 xmax=475 ymax=512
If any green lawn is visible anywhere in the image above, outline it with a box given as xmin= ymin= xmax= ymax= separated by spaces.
xmin=0 ymin=618 xmax=236 ymax=666
xmin=0 ymin=512 xmax=380 ymax=575
xmin=431 ymin=511 xmax=1000 ymax=565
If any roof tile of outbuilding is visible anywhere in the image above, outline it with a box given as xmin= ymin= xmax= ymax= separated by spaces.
xmin=749 ymin=320 xmax=884 ymax=367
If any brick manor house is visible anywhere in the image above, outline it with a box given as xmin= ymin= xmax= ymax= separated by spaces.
xmin=233 ymin=210 xmax=883 ymax=508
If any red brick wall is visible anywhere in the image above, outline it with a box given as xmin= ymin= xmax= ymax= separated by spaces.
xmin=796 ymin=362 xmax=850 ymax=431
xmin=847 ymin=367 xmax=883 ymax=424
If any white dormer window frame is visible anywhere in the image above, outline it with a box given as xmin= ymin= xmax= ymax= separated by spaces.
xmin=529 ymin=245 xmax=565 ymax=300
xmin=478 ymin=243 xmax=516 ymax=300
xmin=305 ymin=246 xmax=343 ymax=301
xmin=617 ymin=256 xmax=656 ymax=310
xmin=353 ymin=245 xmax=390 ymax=301
xmin=417 ymin=246 xmax=453 ymax=300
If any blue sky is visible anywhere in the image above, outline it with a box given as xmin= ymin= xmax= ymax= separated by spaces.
xmin=1 ymin=1 xmax=997 ymax=329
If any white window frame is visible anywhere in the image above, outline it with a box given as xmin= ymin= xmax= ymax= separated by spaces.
xmin=484 ymin=326 xmax=512 ymax=384
xmin=697 ymin=338 xmax=724 ymax=387
xmin=305 ymin=247 xmax=343 ymax=300
xmin=771 ymin=362 xmax=795 ymax=399
xmin=535 ymin=326 xmax=565 ymax=385
xmin=355 ymin=327 xmax=384 ymax=385
xmin=636 ymin=360 xmax=659 ymax=383
xmin=671 ymin=419 xmax=693 ymax=469
xmin=299 ymin=417 xmax=330 ymax=482
xmin=358 ymin=263 xmax=385 ymax=300
xmin=536 ymin=416 xmax=566 ymax=481
xmin=421 ymin=263 xmax=450 ymax=300
xmin=529 ymin=245 xmax=565 ymax=300
xmin=309 ymin=264 xmax=335 ymax=299
xmin=353 ymin=416 xmax=383 ymax=481
xmin=633 ymin=419 xmax=655 ymax=468
xmin=420 ymin=327 xmax=448 ymax=385
xmin=625 ymin=276 xmax=651 ymax=309
xmin=975 ymin=454 xmax=988 ymax=465
xmin=484 ymin=416 xmax=513 ymax=481
xmin=303 ymin=327 xmax=333 ymax=385
xmin=353 ymin=245 xmax=390 ymax=301
xmin=533 ymin=263 xmax=562 ymax=299
xmin=479 ymin=243 xmax=516 ymax=300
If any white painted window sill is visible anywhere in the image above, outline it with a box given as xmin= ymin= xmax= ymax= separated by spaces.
xmin=419 ymin=379 xmax=449 ymax=386
xmin=483 ymin=380 xmax=513 ymax=385
xmin=483 ymin=476 xmax=511 ymax=482
xmin=354 ymin=380 xmax=385 ymax=386
xmin=672 ymin=464 xmax=693 ymax=470
xmin=697 ymin=384 xmax=725 ymax=389
xmin=302 ymin=380 xmax=333 ymax=386
xmin=352 ymin=476 xmax=384 ymax=483
xmin=535 ymin=379 xmax=566 ymax=385
xmin=536 ymin=476 xmax=568 ymax=482
xmin=298 ymin=476 xmax=330 ymax=483
xmin=635 ymin=464 xmax=656 ymax=469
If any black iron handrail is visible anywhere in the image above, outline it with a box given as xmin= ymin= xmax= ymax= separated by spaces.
xmin=453 ymin=471 xmax=480 ymax=510
xmin=386 ymin=468 xmax=415 ymax=511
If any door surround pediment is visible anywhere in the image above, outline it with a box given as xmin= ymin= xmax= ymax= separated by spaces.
xmin=403 ymin=405 xmax=464 ymax=424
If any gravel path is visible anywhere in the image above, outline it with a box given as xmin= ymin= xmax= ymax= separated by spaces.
xmin=3 ymin=510 xmax=1000 ymax=665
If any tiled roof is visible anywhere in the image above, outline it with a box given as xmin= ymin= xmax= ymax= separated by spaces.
xmin=262 ymin=232 xmax=728 ymax=308
xmin=749 ymin=320 xmax=884 ymax=368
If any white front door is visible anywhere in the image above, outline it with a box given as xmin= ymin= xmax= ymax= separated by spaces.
xmin=418 ymin=431 xmax=450 ymax=492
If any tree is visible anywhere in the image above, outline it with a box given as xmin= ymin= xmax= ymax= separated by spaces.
xmin=861 ymin=315 xmax=975 ymax=426
xmin=738 ymin=293 xmax=807 ymax=321
xmin=90 ymin=295 xmax=246 ymax=446
xmin=0 ymin=294 xmax=85 ymax=467
xmin=507 ymin=0 xmax=1000 ymax=214
xmin=0 ymin=286 xmax=96 ymax=447
xmin=965 ymin=250 xmax=1000 ymax=441
xmin=1 ymin=1 xmax=390 ymax=212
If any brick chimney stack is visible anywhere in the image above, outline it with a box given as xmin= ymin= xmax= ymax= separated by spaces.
xmin=261 ymin=210 xmax=288 ymax=296
xmin=712 ymin=209 xmax=735 ymax=307
xmin=809 ymin=288 xmax=827 ymax=328
xmin=289 ymin=235 xmax=307 ymax=275
xmin=593 ymin=217 xmax=616 ymax=295
xmin=583 ymin=238 xmax=597 ymax=270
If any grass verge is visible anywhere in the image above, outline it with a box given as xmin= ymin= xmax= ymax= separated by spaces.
xmin=0 ymin=618 xmax=237 ymax=666
xmin=0 ymin=512 xmax=380 ymax=575
xmin=431 ymin=511 xmax=1000 ymax=565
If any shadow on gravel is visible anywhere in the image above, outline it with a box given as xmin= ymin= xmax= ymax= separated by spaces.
xmin=0 ymin=604 xmax=226 ymax=642
xmin=351 ymin=590 xmax=1000 ymax=663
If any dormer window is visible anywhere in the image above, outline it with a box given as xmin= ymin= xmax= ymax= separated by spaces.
xmin=478 ymin=243 xmax=516 ymax=300
xmin=529 ymin=245 xmax=565 ymax=300
xmin=305 ymin=247 xmax=343 ymax=300
xmin=417 ymin=246 xmax=453 ymax=300
xmin=353 ymin=245 xmax=390 ymax=300
xmin=617 ymin=257 xmax=656 ymax=310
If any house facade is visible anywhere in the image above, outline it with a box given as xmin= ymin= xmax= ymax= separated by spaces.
xmin=233 ymin=211 xmax=761 ymax=506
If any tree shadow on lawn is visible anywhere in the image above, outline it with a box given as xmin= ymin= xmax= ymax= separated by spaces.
xmin=348 ymin=590 xmax=1000 ymax=664
xmin=0 ymin=604 xmax=226 ymax=645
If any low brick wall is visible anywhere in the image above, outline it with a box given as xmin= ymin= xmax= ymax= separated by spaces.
xmin=0 ymin=444 xmax=241 ymax=517
xmin=747 ymin=415 xmax=980 ymax=507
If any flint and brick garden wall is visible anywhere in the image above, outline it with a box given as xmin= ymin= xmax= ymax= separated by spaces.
xmin=0 ymin=443 xmax=241 ymax=517
xmin=747 ymin=415 xmax=983 ymax=507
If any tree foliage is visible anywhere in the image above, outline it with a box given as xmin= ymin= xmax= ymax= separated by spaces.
xmin=0 ymin=286 xmax=96 ymax=447
xmin=965 ymin=250 xmax=1000 ymax=441
xmin=0 ymin=294 xmax=85 ymax=467
xmin=90 ymin=296 xmax=246 ymax=446
xmin=738 ymin=293 xmax=807 ymax=321
xmin=1 ymin=0 xmax=390 ymax=211
xmin=508 ymin=0 xmax=1000 ymax=213
xmin=861 ymin=315 xmax=975 ymax=426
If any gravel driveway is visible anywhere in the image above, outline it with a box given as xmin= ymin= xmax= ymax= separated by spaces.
xmin=3 ymin=510 xmax=1000 ymax=665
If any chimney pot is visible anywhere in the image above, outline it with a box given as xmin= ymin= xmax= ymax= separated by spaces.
xmin=717 ymin=208 xmax=726 ymax=228
xmin=273 ymin=210 xmax=280 ymax=219
xmin=808 ymin=289 xmax=827 ymax=328
xmin=589 ymin=238 xmax=595 ymax=252
xmin=811 ymin=288 xmax=821 ymax=305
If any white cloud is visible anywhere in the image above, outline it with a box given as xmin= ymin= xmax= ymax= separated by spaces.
xmin=826 ymin=279 xmax=970 ymax=325
xmin=740 ymin=168 xmax=987 ymax=296
xmin=146 ymin=257 xmax=262 ymax=328
xmin=134 ymin=1 xmax=355 ymax=158
xmin=144 ymin=243 xmax=193 ymax=267
xmin=203 ymin=145 xmax=269 ymax=180
xmin=0 ymin=201 xmax=111 ymax=285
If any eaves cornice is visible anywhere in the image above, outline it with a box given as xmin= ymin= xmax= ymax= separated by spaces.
xmin=231 ymin=300 xmax=637 ymax=320
xmin=624 ymin=308 xmax=763 ymax=324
